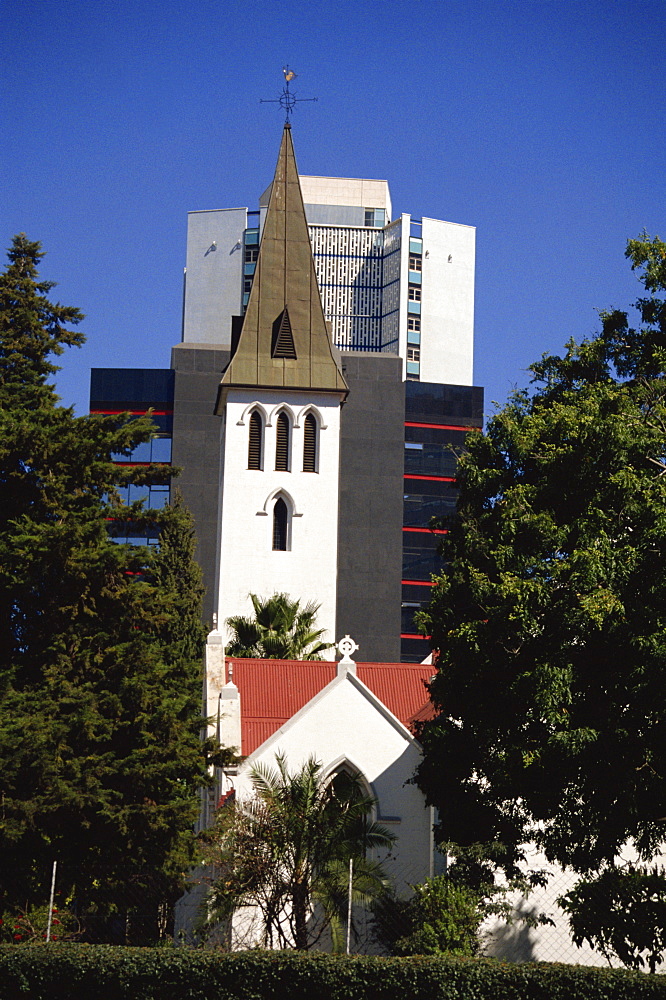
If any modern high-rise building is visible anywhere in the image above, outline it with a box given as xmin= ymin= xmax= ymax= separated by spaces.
xmin=91 ymin=125 xmax=483 ymax=663
xmin=183 ymin=171 xmax=475 ymax=387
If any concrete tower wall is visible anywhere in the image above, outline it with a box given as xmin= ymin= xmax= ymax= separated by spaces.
xmin=170 ymin=343 xmax=230 ymax=626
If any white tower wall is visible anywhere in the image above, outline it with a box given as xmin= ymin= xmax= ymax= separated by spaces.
xmin=217 ymin=388 xmax=342 ymax=644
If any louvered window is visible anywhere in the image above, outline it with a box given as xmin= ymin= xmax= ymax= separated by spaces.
xmin=248 ymin=410 xmax=263 ymax=469
xmin=273 ymin=497 xmax=288 ymax=551
xmin=272 ymin=308 xmax=297 ymax=359
xmin=303 ymin=413 xmax=317 ymax=472
xmin=275 ymin=412 xmax=290 ymax=471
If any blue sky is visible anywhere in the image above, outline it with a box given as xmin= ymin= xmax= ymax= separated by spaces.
xmin=3 ymin=0 xmax=665 ymax=419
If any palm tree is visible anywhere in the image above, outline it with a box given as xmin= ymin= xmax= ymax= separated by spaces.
xmin=225 ymin=592 xmax=333 ymax=659
xmin=204 ymin=753 xmax=394 ymax=950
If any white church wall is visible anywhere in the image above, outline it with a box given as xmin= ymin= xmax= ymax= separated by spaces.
xmin=235 ymin=672 xmax=433 ymax=899
xmin=483 ymin=845 xmax=613 ymax=966
xmin=217 ymin=387 xmax=342 ymax=644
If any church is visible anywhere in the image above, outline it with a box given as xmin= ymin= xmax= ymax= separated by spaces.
xmin=194 ymin=628 xmax=438 ymax=948
xmin=90 ymin=121 xmax=483 ymax=663
xmin=96 ymin=123 xmax=604 ymax=964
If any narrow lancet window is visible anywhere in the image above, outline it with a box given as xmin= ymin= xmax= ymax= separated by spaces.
xmin=303 ymin=413 xmax=317 ymax=472
xmin=273 ymin=497 xmax=289 ymax=551
xmin=248 ymin=410 xmax=263 ymax=469
xmin=275 ymin=411 xmax=290 ymax=471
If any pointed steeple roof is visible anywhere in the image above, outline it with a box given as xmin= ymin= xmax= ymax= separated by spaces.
xmin=218 ymin=125 xmax=348 ymax=400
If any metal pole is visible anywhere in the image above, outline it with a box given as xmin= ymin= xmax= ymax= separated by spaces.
xmin=346 ymin=857 xmax=353 ymax=954
xmin=46 ymin=861 xmax=57 ymax=943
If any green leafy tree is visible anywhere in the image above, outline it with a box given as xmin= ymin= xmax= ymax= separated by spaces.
xmin=374 ymin=876 xmax=485 ymax=958
xmin=559 ymin=865 xmax=666 ymax=974
xmin=203 ymin=753 xmax=394 ymax=950
xmin=225 ymin=592 xmax=333 ymax=659
xmin=0 ymin=235 xmax=209 ymax=940
xmin=374 ymin=853 xmax=551 ymax=958
xmin=416 ymin=234 xmax=666 ymax=964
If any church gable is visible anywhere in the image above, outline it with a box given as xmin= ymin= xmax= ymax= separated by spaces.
xmin=224 ymin=657 xmax=436 ymax=907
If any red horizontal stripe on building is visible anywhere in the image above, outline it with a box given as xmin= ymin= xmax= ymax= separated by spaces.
xmin=400 ymin=633 xmax=431 ymax=640
xmin=404 ymin=474 xmax=456 ymax=482
xmin=403 ymin=526 xmax=447 ymax=535
xmin=405 ymin=421 xmax=479 ymax=432
xmin=90 ymin=409 xmax=173 ymax=416
xmin=402 ymin=579 xmax=433 ymax=587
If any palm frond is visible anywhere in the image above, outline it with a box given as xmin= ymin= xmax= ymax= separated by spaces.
xmin=225 ymin=593 xmax=334 ymax=659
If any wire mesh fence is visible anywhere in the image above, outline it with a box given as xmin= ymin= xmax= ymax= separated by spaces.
xmin=1 ymin=867 xmax=183 ymax=947
xmin=2 ymin=858 xmax=658 ymax=970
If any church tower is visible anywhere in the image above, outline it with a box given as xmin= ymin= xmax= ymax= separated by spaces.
xmin=214 ymin=124 xmax=348 ymax=644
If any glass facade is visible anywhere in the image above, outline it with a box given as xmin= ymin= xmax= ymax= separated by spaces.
xmin=403 ymin=479 xmax=457 ymax=528
xmin=90 ymin=368 xmax=174 ymax=412
xmin=402 ymin=530 xmax=443 ymax=580
xmin=405 ymin=382 xmax=484 ymax=427
xmin=90 ymin=368 xmax=174 ymax=544
xmin=400 ymin=381 xmax=483 ymax=662
xmin=111 ymin=435 xmax=172 ymax=464
xmin=364 ymin=208 xmax=386 ymax=228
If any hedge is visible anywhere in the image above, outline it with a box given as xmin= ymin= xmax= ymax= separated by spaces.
xmin=0 ymin=946 xmax=664 ymax=1000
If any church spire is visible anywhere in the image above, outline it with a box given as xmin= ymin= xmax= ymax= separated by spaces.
xmin=219 ymin=125 xmax=348 ymax=397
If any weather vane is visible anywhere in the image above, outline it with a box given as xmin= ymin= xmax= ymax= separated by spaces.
xmin=260 ymin=67 xmax=318 ymax=124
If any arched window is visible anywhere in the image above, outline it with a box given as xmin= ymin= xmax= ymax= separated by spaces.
xmin=275 ymin=411 xmax=291 ymax=471
xmin=329 ymin=768 xmax=360 ymax=802
xmin=327 ymin=765 xmax=376 ymax=853
xmin=302 ymin=412 xmax=318 ymax=472
xmin=272 ymin=496 xmax=289 ymax=551
xmin=248 ymin=410 xmax=263 ymax=470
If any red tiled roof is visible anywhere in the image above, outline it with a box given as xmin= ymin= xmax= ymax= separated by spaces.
xmin=226 ymin=658 xmax=435 ymax=756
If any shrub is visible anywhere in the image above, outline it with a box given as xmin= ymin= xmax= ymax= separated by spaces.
xmin=0 ymin=945 xmax=663 ymax=1000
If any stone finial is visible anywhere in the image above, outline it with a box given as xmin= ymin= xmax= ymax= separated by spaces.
xmin=207 ymin=612 xmax=223 ymax=644
xmin=337 ymin=634 xmax=358 ymax=665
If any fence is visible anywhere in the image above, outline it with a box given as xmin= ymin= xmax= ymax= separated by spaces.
xmin=2 ymin=858 xmax=661 ymax=971
xmin=1 ymin=864 xmax=180 ymax=947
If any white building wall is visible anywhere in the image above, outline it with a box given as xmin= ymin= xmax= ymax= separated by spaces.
xmin=286 ymin=176 xmax=392 ymax=219
xmin=260 ymin=177 xmax=391 ymax=234
xmin=181 ymin=191 xmax=476 ymax=385
xmin=484 ymin=845 xmax=610 ymax=966
xmin=419 ymin=217 xmax=475 ymax=385
xmin=217 ymin=388 xmax=342 ymax=645
xmin=182 ymin=207 xmax=247 ymax=347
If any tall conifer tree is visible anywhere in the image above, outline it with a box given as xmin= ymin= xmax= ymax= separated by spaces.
xmin=0 ymin=235 xmax=208 ymax=939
